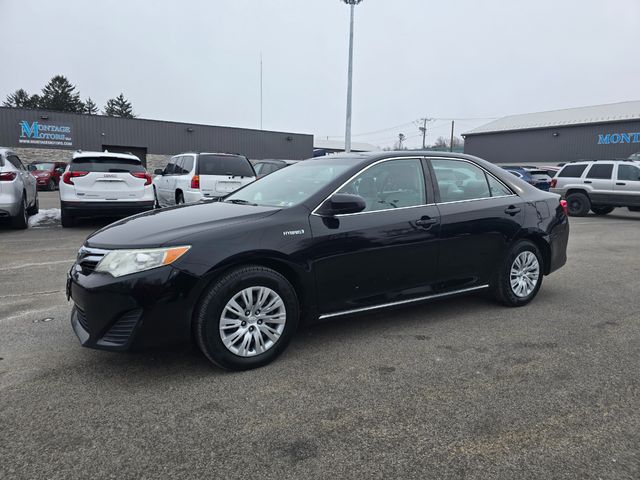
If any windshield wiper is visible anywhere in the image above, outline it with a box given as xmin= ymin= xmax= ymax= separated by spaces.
xmin=225 ymin=199 xmax=258 ymax=206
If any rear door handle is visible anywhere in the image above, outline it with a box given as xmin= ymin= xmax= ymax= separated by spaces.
xmin=616 ymin=182 xmax=626 ymax=186
xmin=583 ymin=180 xmax=592 ymax=184
xmin=415 ymin=216 xmax=438 ymax=228
xmin=504 ymin=206 xmax=521 ymax=215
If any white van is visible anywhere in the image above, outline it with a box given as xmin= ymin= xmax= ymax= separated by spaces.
xmin=153 ymin=153 xmax=256 ymax=207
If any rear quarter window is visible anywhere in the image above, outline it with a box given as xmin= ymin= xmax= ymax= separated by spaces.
xmin=71 ymin=157 xmax=144 ymax=173
xmin=197 ymin=155 xmax=255 ymax=177
xmin=558 ymin=164 xmax=588 ymax=178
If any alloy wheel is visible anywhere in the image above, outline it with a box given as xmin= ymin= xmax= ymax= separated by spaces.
xmin=509 ymin=251 xmax=540 ymax=298
xmin=219 ymin=286 xmax=287 ymax=357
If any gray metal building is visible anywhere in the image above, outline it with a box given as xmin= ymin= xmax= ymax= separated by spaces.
xmin=463 ymin=101 xmax=640 ymax=164
xmin=0 ymin=107 xmax=313 ymax=170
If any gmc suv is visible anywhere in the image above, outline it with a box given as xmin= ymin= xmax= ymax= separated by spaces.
xmin=550 ymin=160 xmax=640 ymax=216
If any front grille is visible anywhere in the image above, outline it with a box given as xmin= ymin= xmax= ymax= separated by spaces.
xmin=98 ymin=309 xmax=142 ymax=347
xmin=75 ymin=306 xmax=90 ymax=332
xmin=76 ymin=246 xmax=109 ymax=274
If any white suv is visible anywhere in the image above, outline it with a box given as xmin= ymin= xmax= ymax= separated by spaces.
xmin=59 ymin=151 xmax=155 ymax=227
xmin=550 ymin=159 xmax=640 ymax=216
xmin=153 ymin=153 xmax=256 ymax=207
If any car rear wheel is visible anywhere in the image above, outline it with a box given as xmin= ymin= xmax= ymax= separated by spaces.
xmin=61 ymin=208 xmax=75 ymax=228
xmin=11 ymin=194 xmax=28 ymax=229
xmin=195 ymin=265 xmax=299 ymax=370
xmin=27 ymin=193 xmax=39 ymax=215
xmin=566 ymin=192 xmax=591 ymax=217
xmin=492 ymin=240 xmax=543 ymax=307
xmin=176 ymin=191 xmax=184 ymax=205
xmin=628 ymin=207 xmax=640 ymax=212
xmin=591 ymin=205 xmax=614 ymax=215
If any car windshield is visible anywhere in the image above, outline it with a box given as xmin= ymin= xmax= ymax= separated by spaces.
xmin=71 ymin=157 xmax=144 ymax=173
xmin=198 ymin=154 xmax=255 ymax=177
xmin=225 ymin=159 xmax=355 ymax=207
xmin=32 ymin=163 xmax=55 ymax=171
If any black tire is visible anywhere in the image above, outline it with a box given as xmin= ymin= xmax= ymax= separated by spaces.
xmin=61 ymin=208 xmax=75 ymax=228
xmin=628 ymin=207 xmax=640 ymax=212
xmin=27 ymin=193 xmax=39 ymax=215
xmin=47 ymin=179 xmax=55 ymax=191
xmin=176 ymin=191 xmax=184 ymax=205
xmin=492 ymin=240 xmax=543 ymax=307
xmin=11 ymin=194 xmax=28 ymax=229
xmin=591 ymin=205 xmax=614 ymax=215
xmin=566 ymin=192 xmax=591 ymax=217
xmin=153 ymin=187 xmax=160 ymax=208
xmin=195 ymin=265 xmax=299 ymax=371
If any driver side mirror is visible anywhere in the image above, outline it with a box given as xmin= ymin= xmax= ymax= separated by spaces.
xmin=317 ymin=193 xmax=366 ymax=216
xmin=154 ymin=169 xmax=164 ymax=175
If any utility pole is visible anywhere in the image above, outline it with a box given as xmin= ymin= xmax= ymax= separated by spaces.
xmin=342 ymin=0 xmax=364 ymax=153
xmin=416 ymin=117 xmax=432 ymax=149
xmin=449 ymin=120 xmax=455 ymax=152
xmin=260 ymin=52 xmax=263 ymax=130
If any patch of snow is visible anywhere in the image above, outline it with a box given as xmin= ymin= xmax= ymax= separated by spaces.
xmin=29 ymin=208 xmax=61 ymax=228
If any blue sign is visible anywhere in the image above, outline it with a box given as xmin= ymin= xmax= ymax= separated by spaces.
xmin=18 ymin=120 xmax=72 ymax=146
xmin=597 ymin=132 xmax=640 ymax=145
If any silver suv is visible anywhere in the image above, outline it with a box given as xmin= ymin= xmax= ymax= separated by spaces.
xmin=550 ymin=160 xmax=640 ymax=216
xmin=0 ymin=147 xmax=38 ymax=229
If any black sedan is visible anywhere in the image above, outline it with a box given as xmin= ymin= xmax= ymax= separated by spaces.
xmin=68 ymin=152 xmax=569 ymax=370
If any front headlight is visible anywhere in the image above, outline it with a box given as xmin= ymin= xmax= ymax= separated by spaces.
xmin=95 ymin=246 xmax=190 ymax=277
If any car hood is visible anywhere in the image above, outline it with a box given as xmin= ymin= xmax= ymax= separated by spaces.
xmin=86 ymin=201 xmax=280 ymax=248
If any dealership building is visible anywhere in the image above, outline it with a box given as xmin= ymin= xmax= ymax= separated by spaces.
xmin=463 ymin=101 xmax=640 ymax=164
xmin=0 ymin=107 xmax=313 ymax=171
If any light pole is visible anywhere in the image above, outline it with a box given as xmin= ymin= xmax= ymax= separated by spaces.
xmin=342 ymin=0 xmax=363 ymax=153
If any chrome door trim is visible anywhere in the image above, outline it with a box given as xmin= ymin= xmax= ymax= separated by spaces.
xmin=318 ymin=284 xmax=490 ymax=320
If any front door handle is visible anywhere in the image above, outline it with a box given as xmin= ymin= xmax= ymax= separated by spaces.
xmin=504 ymin=205 xmax=521 ymax=215
xmin=584 ymin=180 xmax=592 ymax=184
xmin=616 ymin=182 xmax=626 ymax=186
xmin=415 ymin=216 xmax=438 ymax=228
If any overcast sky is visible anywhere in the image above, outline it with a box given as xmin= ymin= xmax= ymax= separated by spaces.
xmin=1 ymin=0 xmax=639 ymax=148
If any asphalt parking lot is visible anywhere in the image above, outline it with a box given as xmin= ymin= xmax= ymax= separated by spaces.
xmin=1 ymin=191 xmax=639 ymax=479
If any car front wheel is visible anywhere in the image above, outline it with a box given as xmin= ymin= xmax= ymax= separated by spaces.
xmin=60 ymin=208 xmax=75 ymax=228
xmin=195 ymin=266 xmax=299 ymax=370
xmin=492 ymin=240 xmax=543 ymax=307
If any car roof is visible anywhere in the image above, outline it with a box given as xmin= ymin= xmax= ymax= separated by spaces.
xmin=72 ymin=150 xmax=140 ymax=161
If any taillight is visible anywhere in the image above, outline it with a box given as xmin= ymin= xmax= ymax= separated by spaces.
xmin=0 ymin=171 xmax=17 ymax=181
xmin=130 ymin=172 xmax=152 ymax=186
xmin=190 ymin=175 xmax=200 ymax=189
xmin=550 ymin=178 xmax=557 ymax=188
xmin=560 ymin=199 xmax=568 ymax=216
xmin=63 ymin=171 xmax=88 ymax=185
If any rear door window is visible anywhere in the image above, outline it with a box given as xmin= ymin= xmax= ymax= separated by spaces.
xmin=431 ymin=159 xmax=492 ymax=202
xmin=71 ymin=157 xmax=144 ymax=173
xmin=174 ymin=156 xmax=185 ymax=175
xmin=182 ymin=155 xmax=194 ymax=173
xmin=586 ymin=164 xmax=613 ymax=179
xmin=197 ymin=154 xmax=255 ymax=177
xmin=558 ymin=164 xmax=588 ymax=177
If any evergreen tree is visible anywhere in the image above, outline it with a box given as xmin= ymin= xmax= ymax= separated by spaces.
xmin=3 ymin=89 xmax=40 ymax=109
xmin=84 ymin=97 xmax=98 ymax=115
xmin=104 ymin=93 xmax=136 ymax=118
xmin=39 ymin=75 xmax=84 ymax=112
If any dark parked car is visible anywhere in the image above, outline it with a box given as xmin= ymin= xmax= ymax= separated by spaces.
xmin=252 ymin=159 xmax=298 ymax=178
xmin=28 ymin=161 xmax=67 ymax=190
xmin=502 ymin=166 xmax=552 ymax=191
xmin=68 ymin=152 xmax=569 ymax=370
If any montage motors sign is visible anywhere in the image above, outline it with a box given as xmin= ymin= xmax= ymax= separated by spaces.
xmin=18 ymin=120 xmax=73 ymax=146
xmin=597 ymin=132 xmax=640 ymax=145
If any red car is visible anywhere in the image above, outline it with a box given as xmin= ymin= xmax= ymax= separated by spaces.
xmin=28 ymin=161 xmax=67 ymax=190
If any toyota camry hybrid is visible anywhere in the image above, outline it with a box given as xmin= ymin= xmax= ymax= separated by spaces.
xmin=67 ymin=152 xmax=569 ymax=370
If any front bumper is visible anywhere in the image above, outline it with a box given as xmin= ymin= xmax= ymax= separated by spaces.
xmin=61 ymin=200 xmax=155 ymax=218
xmin=68 ymin=263 xmax=200 ymax=351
